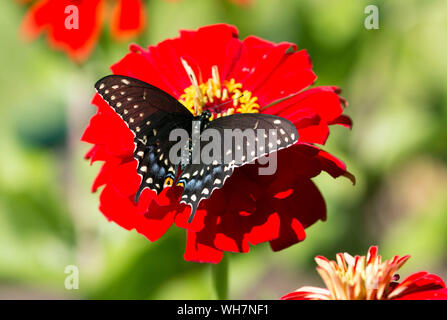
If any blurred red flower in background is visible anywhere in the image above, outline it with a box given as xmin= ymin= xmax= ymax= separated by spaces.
xmin=19 ymin=0 xmax=146 ymax=62
xmin=82 ymin=24 xmax=354 ymax=263
xmin=281 ymin=246 xmax=447 ymax=300
xmin=166 ymin=0 xmax=254 ymax=6
xmin=228 ymin=0 xmax=253 ymax=5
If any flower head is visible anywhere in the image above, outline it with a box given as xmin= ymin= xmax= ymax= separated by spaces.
xmin=281 ymin=246 xmax=447 ymax=300
xmin=82 ymin=24 xmax=353 ymax=263
xmin=20 ymin=0 xmax=145 ymax=62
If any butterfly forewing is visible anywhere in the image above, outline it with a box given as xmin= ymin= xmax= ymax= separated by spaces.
xmin=95 ymin=75 xmax=193 ymax=199
xmin=207 ymin=113 xmax=298 ymax=164
xmin=179 ymin=113 xmax=298 ymax=222
xmin=95 ymin=76 xmax=192 ymax=116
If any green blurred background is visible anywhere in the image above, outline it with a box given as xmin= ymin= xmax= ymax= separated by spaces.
xmin=1 ymin=0 xmax=447 ymax=299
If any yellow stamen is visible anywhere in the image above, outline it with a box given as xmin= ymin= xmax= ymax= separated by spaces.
xmin=178 ymin=65 xmax=260 ymax=118
xmin=181 ymin=58 xmax=203 ymax=115
xmin=212 ymin=65 xmax=221 ymax=99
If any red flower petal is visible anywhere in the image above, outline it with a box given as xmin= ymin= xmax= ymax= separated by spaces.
xmin=241 ymin=42 xmax=301 ymax=94
xmin=269 ymin=178 xmax=325 ymax=251
xmin=110 ymin=0 xmax=146 ymax=40
xmin=91 ymin=157 xmax=122 ymax=192
xmin=264 ymin=86 xmax=345 ymax=145
xmin=21 ymin=0 xmax=105 ymax=62
xmin=84 ymin=145 xmax=110 ymax=164
xmin=253 ymin=50 xmax=316 ymax=106
xmin=184 ymin=231 xmax=223 ymax=264
xmin=391 ymin=271 xmax=447 ymax=300
xmin=394 ymin=288 xmax=447 ymax=300
xmin=100 ymin=182 xmax=176 ymax=242
xmin=328 ymin=115 xmax=353 ymax=129
xmin=269 ymin=86 xmax=343 ymax=122
xmin=137 ymin=197 xmax=176 ymax=242
xmin=81 ymin=113 xmax=108 ymax=145
xmin=111 ymin=48 xmax=179 ymax=96
xmin=99 ymin=184 xmax=138 ymax=231
xmin=109 ymin=160 xmax=140 ymax=197
xmin=179 ymin=24 xmax=239 ymax=82
xmin=245 ymin=212 xmax=280 ymax=246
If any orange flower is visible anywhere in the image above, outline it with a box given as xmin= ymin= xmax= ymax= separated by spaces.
xmin=20 ymin=0 xmax=145 ymax=62
xmin=281 ymin=246 xmax=447 ymax=300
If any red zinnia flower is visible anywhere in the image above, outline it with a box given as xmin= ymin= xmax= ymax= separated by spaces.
xmin=281 ymin=246 xmax=447 ymax=300
xmin=82 ymin=24 xmax=354 ymax=263
xmin=20 ymin=0 xmax=146 ymax=62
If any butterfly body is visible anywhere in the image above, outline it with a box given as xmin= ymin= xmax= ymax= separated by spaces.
xmin=192 ymin=110 xmax=212 ymax=125
xmin=95 ymin=75 xmax=298 ymax=222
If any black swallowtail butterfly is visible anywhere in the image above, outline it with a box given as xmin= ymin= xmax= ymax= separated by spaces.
xmin=95 ymin=75 xmax=298 ymax=222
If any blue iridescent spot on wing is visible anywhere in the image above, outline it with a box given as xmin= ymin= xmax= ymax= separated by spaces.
xmin=193 ymin=180 xmax=203 ymax=190
xmin=151 ymin=163 xmax=159 ymax=173
xmin=204 ymin=174 xmax=212 ymax=184
xmin=185 ymin=179 xmax=196 ymax=190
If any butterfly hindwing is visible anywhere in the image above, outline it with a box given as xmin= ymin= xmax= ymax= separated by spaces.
xmin=178 ymin=163 xmax=234 ymax=222
xmin=134 ymin=139 xmax=179 ymax=199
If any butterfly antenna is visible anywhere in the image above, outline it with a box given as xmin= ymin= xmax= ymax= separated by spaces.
xmin=261 ymin=90 xmax=305 ymax=111
xmin=214 ymin=92 xmax=246 ymax=110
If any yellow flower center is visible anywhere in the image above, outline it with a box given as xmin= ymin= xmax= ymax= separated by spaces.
xmin=315 ymin=249 xmax=409 ymax=300
xmin=178 ymin=60 xmax=260 ymax=119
